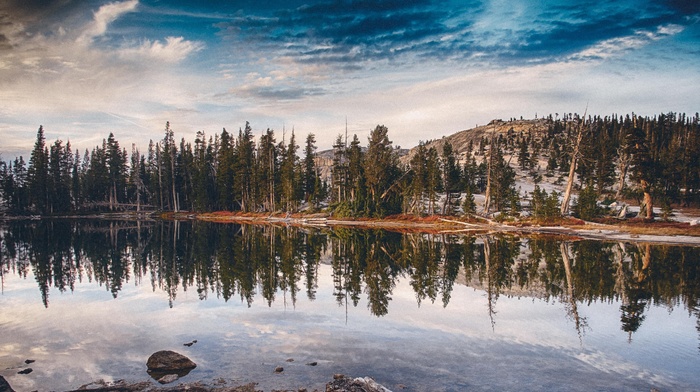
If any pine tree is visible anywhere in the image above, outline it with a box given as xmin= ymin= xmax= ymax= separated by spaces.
xmin=106 ymin=133 xmax=126 ymax=211
xmin=302 ymin=133 xmax=319 ymax=208
xmin=441 ymin=141 xmax=461 ymax=215
xmin=517 ymin=138 xmax=530 ymax=170
xmin=425 ymin=146 xmax=441 ymax=215
xmin=347 ymin=134 xmax=365 ymax=213
xmin=159 ymin=123 xmax=178 ymax=212
xmin=331 ymin=135 xmax=347 ymax=203
xmin=256 ymin=129 xmax=278 ymax=212
xmin=489 ymin=139 xmax=518 ymax=213
xmin=280 ymin=130 xmax=299 ymax=212
xmin=363 ymin=125 xmax=401 ymax=216
xmin=216 ymin=129 xmax=235 ymax=210
xmin=236 ymin=122 xmax=255 ymax=212
xmin=408 ymin=143 xmax=427 ymax=214
xmin=48 ymin=139 xmax=72 ymax=213
xmin=27 ymin=126 xmax=49 ymax=213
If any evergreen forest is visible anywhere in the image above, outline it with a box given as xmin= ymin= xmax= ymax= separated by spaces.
xmin=1 ymin=112 xmax=699 ymax=221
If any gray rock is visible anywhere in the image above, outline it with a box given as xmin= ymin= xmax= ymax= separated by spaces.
xmin=146 ymin=350 xmax=197 ymax=372
xmin=146 ymin=350 xmax=196 ymax=382
xmin=326 ymin=375 xmax=393 ymax=392
xmin=157 ymin=374 xmax=179 ymax=384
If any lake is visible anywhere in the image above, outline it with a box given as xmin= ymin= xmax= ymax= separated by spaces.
xmin=1 ymin=220 xmax=699 ymax=391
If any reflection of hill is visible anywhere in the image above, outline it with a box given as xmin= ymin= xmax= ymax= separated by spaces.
xmin=458 ymin=271 xmax=550 ymax=300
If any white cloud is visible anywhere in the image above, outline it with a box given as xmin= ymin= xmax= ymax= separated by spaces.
xmin=77 ymin=0 xmax=139 ymax=45
xmin=118 ymin=36 xmax=205 ymax=63
xmin=569 ymin=24 xmax=685 ymax=61
xmin=0 ymin=0 xmax=211 ymax=157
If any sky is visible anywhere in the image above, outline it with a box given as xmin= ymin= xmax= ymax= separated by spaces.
xmin=0 ymin=0 xmax=699 ymax=160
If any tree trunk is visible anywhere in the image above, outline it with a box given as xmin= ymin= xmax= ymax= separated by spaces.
xmin=171 ymin=146 xmax=178 ymax=213
xmin=561 ymin=242 xmax=584 ymax=338
xmin=561 ymin=113 xmax=587 ymax=216
xmin=158 ymin=153 xmax=164 ymax=210
xmin=560 ymin=153 xmax=578 ymax=215
xmin=483 ymin=134 xmax=494 ymax=214
xmin=641 ymin=180 xmax=653 ymax=220
xmin=614 ymin=157 xmax=629 ymax=200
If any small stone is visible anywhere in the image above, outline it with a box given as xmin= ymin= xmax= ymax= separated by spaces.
xmin=183 ymin=339 xmax=198 ymax=347
xmin=17 ymin=368 xmax=32 ymax=375
xmin=24 ymin=360 xmax=35 ymax=364
xmin=274 ymin=367 xmax=284 ymax=373
xmin=286 ymin=358 xmax=294 ymax=362
xmin=333 ymin=374 xmax=345 ymax=380
xmin=157 ymin=374 xmax=179 ymax=384
xmin=306 ymin=362 xmax=318 ymax=366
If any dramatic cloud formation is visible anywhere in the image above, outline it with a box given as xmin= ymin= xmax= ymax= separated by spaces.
xmin=0 ymin=0 xmax=698 ymax=158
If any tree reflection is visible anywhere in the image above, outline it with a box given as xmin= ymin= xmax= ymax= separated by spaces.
xmin=1 ymin=220 xmax=699 ymax=343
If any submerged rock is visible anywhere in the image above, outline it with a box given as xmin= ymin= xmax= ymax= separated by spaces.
xmin=157 ymin=374 xmax=179 ymax=384
xmin=17 ymin=368 xmax=32 ymax=375
xmin=67 ymin=380 xmax=152 ymax=392
xmin=326 ymin=374 xmax=392 ymax=392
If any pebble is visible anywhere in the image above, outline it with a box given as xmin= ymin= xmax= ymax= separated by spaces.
xmin=275 ymin=367 xmax=284 ymax=373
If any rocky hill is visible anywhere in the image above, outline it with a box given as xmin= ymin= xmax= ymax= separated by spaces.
xmin=313 ymin=118 xmax=550 ymax=181
xmin=400 ymin=118 xmax=552 ymax=164
xmin=314 ymin=147 xmax=409 ymax=181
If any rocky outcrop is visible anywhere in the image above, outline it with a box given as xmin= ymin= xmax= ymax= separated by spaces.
xmin=400 ymin=118 xmax=551 ymax=165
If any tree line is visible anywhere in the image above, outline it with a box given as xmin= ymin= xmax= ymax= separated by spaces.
xmin=1 ymin=112 xmax=698 ymax=220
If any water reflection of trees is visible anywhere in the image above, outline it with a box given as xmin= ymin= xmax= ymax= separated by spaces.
xmin=1 ymin=221 xmax=700 ymax=342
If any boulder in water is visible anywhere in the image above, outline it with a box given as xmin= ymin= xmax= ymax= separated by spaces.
xmin=146 ymin=350 xmax=196 ymax=381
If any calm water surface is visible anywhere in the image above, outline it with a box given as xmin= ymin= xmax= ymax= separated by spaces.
xmin=0 ymin=220 xmax=699 ymax=391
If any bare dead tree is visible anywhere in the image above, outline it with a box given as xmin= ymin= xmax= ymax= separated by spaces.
xmin=561 ymin=107 xmax=588 ymax=216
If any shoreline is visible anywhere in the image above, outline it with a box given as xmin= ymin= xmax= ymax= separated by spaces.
xmin=192 ymin=211 xmax=700 ymax=246
xmin=3 ymin=211 xmax=700 ymax=246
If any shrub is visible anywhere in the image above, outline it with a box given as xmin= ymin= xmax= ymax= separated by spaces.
xmin=572 ymin=185 xmax=601 ymax=220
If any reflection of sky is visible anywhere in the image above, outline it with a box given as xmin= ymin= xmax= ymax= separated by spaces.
xmin=1 ymin=264 xmax=698 ymax=392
